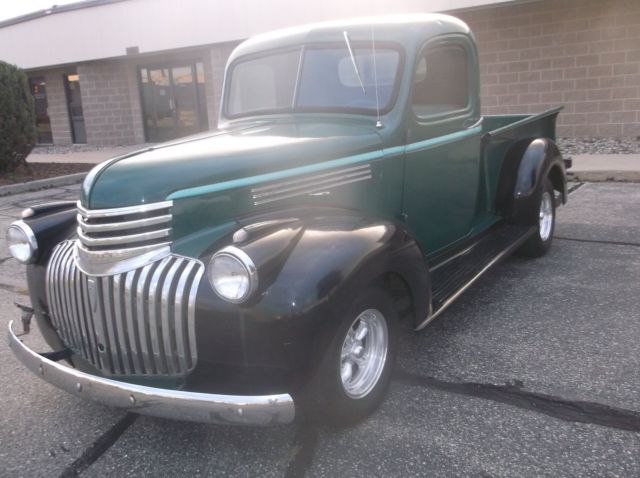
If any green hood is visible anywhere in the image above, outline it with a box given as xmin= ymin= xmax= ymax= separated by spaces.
xmin=82 ymin=120 xmax=382 ymax=209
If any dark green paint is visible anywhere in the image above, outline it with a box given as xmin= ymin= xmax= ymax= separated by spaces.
xmin=81 ymin=14 xmax=561 ymax=259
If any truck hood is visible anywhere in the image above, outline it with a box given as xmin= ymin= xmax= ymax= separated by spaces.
xmin=82 ymin=121 xmax=382 ymax=209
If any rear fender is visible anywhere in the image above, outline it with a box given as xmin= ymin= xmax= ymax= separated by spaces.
xmin=496 ymin=138 xmax=567 ymax=220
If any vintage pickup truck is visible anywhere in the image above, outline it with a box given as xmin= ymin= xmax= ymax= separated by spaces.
xmin=7 ymin=14 xmax=568 ymax=426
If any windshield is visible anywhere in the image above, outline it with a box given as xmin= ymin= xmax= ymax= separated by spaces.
xmin=226 ymin=45 xmax=402 ymax=118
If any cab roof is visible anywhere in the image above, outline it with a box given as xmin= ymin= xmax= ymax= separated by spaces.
xmin=228 ymin=13 xmax=472 ymax=62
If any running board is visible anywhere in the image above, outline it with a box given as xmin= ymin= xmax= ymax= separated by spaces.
xmin=415 ymin=224 xmax=536 ymax=331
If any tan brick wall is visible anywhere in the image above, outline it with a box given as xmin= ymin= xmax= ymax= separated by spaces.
xmin=456 ymin=0 xmax=640 ymax=138
xmin=204 ymin=42 xmax=238 ymax=129
xmin=77 ymin=61 xmax=143 ymax=146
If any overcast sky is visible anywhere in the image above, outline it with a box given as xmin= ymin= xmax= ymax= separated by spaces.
xmin=0 ymin=0 xmax=83 ymax=22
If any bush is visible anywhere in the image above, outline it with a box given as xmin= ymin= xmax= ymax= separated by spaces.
xmin=0 ymin=61 xmax=36 ymax=173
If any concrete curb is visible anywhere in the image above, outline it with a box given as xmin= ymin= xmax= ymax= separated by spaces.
xmin=567 ymin=171 xmax=640 ymax=183
xmin=0 ymin=172 xmax=86 ymax=197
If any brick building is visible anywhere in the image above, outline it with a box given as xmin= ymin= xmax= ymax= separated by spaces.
xmin=0 ymin=0 xmax=638 ymax=146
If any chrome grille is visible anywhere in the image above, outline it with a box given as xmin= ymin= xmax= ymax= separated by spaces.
xmin=46 ymin=241 xmax=204 ymax=377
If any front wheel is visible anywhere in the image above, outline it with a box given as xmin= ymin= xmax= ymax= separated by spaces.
xmin=308 ymin=286 xmax=398 ymax=425
xmin=518 ymin=177 xmax=555 ymax=257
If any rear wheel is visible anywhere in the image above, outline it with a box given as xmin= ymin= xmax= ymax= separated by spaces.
xmin=518 ymin=177 xmax=555 ymax=257
xmin=309 ymin=286 xmax=398 ymax=425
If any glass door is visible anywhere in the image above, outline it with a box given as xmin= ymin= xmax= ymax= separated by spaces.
xmin=139 ymin=62 xmax=207 ymax=142
xmin=64 ymin=73 xmax=86 ymax=143
xmin=29 ymin=77 xmax=53 ymax=144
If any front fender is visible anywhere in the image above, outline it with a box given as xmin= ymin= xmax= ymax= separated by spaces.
xmin=193 ymin=210 xmax=429 ymax=383
xmin=19 ymin=203 xmax=77 ymax=352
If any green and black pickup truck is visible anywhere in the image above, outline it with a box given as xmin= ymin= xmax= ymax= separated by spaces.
xmin=7 ymin=13 xmax=568 ymax=426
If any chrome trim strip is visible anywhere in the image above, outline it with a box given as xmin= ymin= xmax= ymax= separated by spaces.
xmin=75 ymin=200 xmax=174 ymax=275
xmin=252 ymin=170 xmax=372 ymax=200
xmin=77 ymin=200 xmax=172 ymax=218
xmin=250 ymin=164 xmax=372 ymax=206
xmin=77 ymin=227 xmax=171 ymax=247
xmin=253 ymin=174 xmax=372 ymax=206
xmin=75 ymin=242 xmax=171 ymax=276
xmin=8 ymin=321 xmax=295 ymax=426
xmin=77 ymin=213 xmax=172 ymax=233
xmin=251 ymin=164 xmax=370 ymax=194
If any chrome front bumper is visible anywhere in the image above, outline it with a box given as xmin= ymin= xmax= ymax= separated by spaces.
xmin=8 ymin=321 xmax=295 ymax=426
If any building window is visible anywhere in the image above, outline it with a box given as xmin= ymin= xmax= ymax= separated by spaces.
xmin=412 ymin=44 xmax=469 ymax=118
xmin=139 ymin=61 xmax=208 ymax=143
xmin=29 ymin=77 xmax=53 ymax=144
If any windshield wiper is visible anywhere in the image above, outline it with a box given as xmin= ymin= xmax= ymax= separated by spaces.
xmin=342 ymin=31 xmax=366 ymax=95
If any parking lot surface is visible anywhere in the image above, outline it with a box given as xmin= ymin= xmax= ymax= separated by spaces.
xmin=1 ymin=183 xmax=639 ymax=477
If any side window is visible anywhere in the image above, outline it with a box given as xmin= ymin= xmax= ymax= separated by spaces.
xmin=412 ymin=44 xmax=469 ymax=118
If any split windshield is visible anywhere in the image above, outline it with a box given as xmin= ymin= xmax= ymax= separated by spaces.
xmin=226 ymin=45 xmax=401 ymax=118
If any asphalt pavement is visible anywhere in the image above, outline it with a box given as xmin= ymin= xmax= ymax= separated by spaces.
xmin=1 ymin=183 xmax=639 ymax=477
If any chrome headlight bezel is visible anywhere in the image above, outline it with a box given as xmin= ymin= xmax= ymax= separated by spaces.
xmin=207 ymin=245 xmax=258 ymax=303
xmin=7 ymin=220 xmax=38 ymax=264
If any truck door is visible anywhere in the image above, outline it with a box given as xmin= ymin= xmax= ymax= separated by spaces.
xmin=403 ymin=35 xmax=482 ymax=256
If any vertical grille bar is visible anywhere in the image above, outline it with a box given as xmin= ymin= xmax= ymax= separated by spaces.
xmin=187 ymin=266 xmax=204 ymax=368
xmin=147 ymin=257 xmax=173 ymax=374
xmin=112 ymin=274 xmax=133 ymax=375
xmin=136 ymin=263 xmax=156 ymax=374
xmin=71 ymin=266 xmax=90 ymax=360
xmin=46 ymin=241 xmax=202 ymax=377
xmin=62 ymin=245 xmax=80 ymax=350
xmin=80 ymin=273 xmax=100 ymax=368
xmin=173 ymin=260 xmax=196 ymax=373
xmin=101 ymin=277 xmax=124 ymax=374
xmin=161 ymin=259 xmax=184 ymax=375
xmin=55 ymin=242 xmax=72 ymax=346
xmin=124 ymin=269 xmax=144 ymax=374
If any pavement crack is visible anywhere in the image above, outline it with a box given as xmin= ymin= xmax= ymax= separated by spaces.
xmin=567 ymin=182 xmax=584 ymax=195
xmin=284 ymin=420 xmax=319 ymax=478
xmin=395 ymin=370 xmax=640 ymax=433
xmin=0 ymin=282 xmax=29 ymax=296
xmin=554 ymin=236 xmax=640 ymax=248
xmin=58 ymin=413 xmax=138 ymax=477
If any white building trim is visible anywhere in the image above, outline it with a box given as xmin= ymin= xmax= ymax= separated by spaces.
xmin=0 ymin=0 xmax=522 ymax=70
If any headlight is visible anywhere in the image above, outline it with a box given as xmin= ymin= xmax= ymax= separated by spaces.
xmin=7 ymin=221 xmax=38 ymax=264
xmin=207 ymin=246 xmax=258 ymax=303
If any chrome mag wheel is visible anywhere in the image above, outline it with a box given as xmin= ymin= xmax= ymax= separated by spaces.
xmin=539 ymin=191 xmax=553 ymax=241
xmin=339 ymin=308 xmax=388 ymax=399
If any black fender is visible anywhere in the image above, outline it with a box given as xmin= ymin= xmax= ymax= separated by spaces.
xmin=18 ymin=203 xmax=77 ymax=351
xmin=496 ymin=138 xmax=567 ymax=221
xmin=192 ymin=209 xmax=429 ymax=390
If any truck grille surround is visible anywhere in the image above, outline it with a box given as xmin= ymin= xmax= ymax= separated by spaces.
xmin=76 ymin=200 xmax=173 ymax=276
xmin=46 ymin=239 xmax=204 ymax=377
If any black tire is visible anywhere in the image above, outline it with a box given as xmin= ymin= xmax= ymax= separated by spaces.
xmin=307 ymin=286 xmax=398 ymax=426
xmin=518 ymin=177 xmax=555 ymax=257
